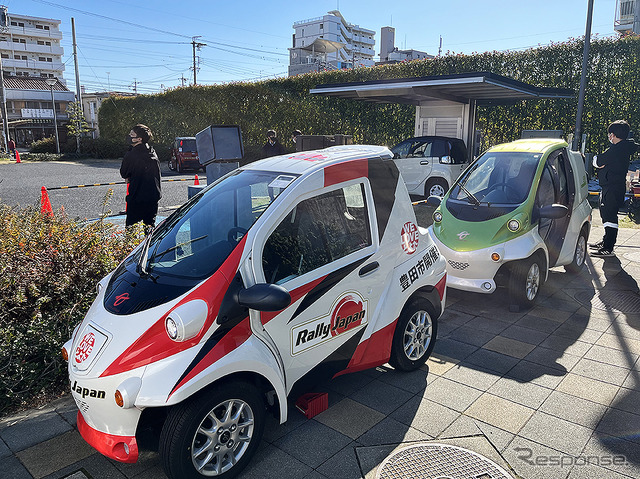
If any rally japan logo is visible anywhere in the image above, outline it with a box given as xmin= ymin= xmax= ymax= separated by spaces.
xmin=74 ymin=332 xmax=95 ymax=364
xmin=401 ymin=221 xmax=419 ymax=254
xmin=292 ymin=292 xmax=368 ymax=355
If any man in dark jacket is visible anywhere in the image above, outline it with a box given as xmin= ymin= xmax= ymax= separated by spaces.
xmin=120 ymin=124 xmax=162 ymax=233
xmin=590 ymin=120 xmax=639 ymax=256
xmin=261 ymin=129 xmax=285 ymax=158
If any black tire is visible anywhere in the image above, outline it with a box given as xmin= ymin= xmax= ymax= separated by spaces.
xmin=425 ymin=178 xmax=448 ymax=198
xmin=160 ymin=382 xmax=265 ymax=479
xmin=389 ymin=297 xmax=438 ymax=371
xmin=168 ymin=158 xmax=175 ymax=171
xmin=509 ymin=255 xmax=544 ymax=308
xmin=565 ymin=229 xmax=587 ymax=274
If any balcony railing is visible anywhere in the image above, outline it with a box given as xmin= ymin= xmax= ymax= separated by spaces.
xmin=8 ymin=25 xmax=63 ymax=40
xmin=615 ymin=0 xmax=635 ymax=26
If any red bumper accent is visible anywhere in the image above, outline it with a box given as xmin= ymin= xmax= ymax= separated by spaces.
xmin=76 ymin=411 xmax=139 ymax=463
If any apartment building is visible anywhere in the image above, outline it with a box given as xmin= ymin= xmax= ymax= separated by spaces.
xmin=1 ymin=8 xmax=65 ymax=80
xmin=614 ymin=0 xmax=640 ymax=34
xmin=378 ymin=26 xmax=433 ymax=64
xmin=0 ymin=7 xmax=73 ymax=147
xmin=289 ymin=10 xmax=375 ymax=76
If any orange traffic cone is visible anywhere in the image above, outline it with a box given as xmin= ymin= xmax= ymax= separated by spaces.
xmin=194 ymin=174 xmax=200 ymax=186
xmin=15 ymin=150 xmax=21 ymax=163
xmin=41 ymin=186 xmax=53 ymax=217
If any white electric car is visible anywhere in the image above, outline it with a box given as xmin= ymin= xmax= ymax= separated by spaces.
xmin=63 ymin=145 xmax=447 ymax=479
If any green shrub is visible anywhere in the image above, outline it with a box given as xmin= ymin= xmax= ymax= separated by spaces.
xmin=80 ymin=137 xmax=127 ymax=159
xmin=98 ymin=36 xmax=640 ymax=158
xmin=0 ymin=194 xmax=143 ymax=413
xmin=29 ymin=136 xmax=58 ymax=153
xmin=20 ymin=152 xmax=65 ymax=162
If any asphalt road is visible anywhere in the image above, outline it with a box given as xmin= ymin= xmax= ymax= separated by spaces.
xmin=0 ymin=158 xmax=203 ymax=220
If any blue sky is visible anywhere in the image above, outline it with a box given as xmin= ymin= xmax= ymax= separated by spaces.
xmin=11 ymin=0 xmax=618 ymax=94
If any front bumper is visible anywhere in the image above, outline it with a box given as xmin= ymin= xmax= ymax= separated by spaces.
xmin=431 ymin=237 xmax=503 ymax=294
xmin=77 ymin=411 xmax=139 ymax=463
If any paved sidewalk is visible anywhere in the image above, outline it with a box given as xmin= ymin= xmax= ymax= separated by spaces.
xmin=1 ymin=211 xmax=639 ymax=479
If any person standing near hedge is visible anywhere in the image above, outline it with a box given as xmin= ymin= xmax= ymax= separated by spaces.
xmin=590 ymin=120 xmax=639 ymax=257
xmin=120 ymin=124 xmax=162 ymax=234
xmin=261 ymin=129 xmax=285 ymax=158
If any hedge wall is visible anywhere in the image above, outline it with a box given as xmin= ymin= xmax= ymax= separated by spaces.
xmin=99 ymin=36 xmax=640 ymax=161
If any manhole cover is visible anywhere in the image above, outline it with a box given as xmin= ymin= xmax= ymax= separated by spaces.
xmin=376 ymin=443 xmax=513 ymax=479
xmin=575 ymin=290 xmax=640 ymax=313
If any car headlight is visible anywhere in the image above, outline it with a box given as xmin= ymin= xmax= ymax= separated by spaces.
xmin=165 ymin=299 xmax=209 ymax=342
xmin=507 ymin=219 xmax=520 ymax=232
xmin=433 ymin=211 xmax=443 ymax=223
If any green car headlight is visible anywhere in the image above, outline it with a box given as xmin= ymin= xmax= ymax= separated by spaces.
xmin=507 ymin=219 xmax=521 ymax=232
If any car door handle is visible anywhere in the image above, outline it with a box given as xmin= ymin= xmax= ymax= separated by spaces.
xmin=359 ymin=261 xmax=379 ymax=276
xmin=420 ymin=160 xmax=430 ymax=165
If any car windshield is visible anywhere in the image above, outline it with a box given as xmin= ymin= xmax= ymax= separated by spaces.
xmin=179 ymin=139 xmax=197 ymax=152
xmin=451 ymin=152 xmax=541 ymax=206
xmin=135 ymin=169 xmax=297 ymax=279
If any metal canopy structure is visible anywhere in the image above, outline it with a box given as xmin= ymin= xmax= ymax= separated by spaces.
xmin=309 ymin=71 xmax=573 ymax=106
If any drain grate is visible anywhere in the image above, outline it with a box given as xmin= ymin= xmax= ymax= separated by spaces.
xmin=376 ymin=443 xmax=513 ymax=479
xmin=574 ymin=290 xmax=640 ymax=313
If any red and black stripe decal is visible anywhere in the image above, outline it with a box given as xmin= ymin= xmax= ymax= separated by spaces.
xmin=288 ymin=256 xmax=370 ymax=323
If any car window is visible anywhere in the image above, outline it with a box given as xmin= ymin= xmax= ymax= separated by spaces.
xmin=536 ymin=166 xmax=556 ymax=238
xmin=431 ymin=140 xmax=447 ymax=158
xmin=408 ymin=140 xmax=431 ymax=158
xmin=450 ymin=141 xmax=468 ymax=164
xmin=262 ymin=183 xmax=372 ymax=284
xmin=547 ymin=151 xmax=569 ymax=206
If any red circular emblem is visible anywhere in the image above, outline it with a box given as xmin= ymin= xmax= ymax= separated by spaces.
xmin=75 ymin=332 xmax=95 ymax=364
xmin=401 ymin=222 xmax=419 ymax=254
xmin=331 ymin=295 xmax=365 ymax=337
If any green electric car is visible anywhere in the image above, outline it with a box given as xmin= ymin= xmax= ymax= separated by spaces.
xmin=429 ymin=138 xmax=592 ymax=309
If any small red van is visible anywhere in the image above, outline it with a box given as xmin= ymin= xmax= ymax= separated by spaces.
xmin=169 ymin=137 xmax=201 ymax=172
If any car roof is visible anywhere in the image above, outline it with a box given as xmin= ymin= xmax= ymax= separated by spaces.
xmin=395 ymin=136 xmax=464 ymax=144
xmin=488 ymin=138 xmax=568 ymax=154
xmin=243 ymin=145 xmax=393 ymax=176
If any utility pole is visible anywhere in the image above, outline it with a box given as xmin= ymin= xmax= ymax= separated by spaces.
xmin=438 ymin=36 xmax=442 ymax=56
xmin=572 ymin=0 xmax=594 ymax=152
xmin=0 ymin=7 xmax=10 ymax=152
xmin=180 ymin=74 xmax=187 ymax=87
xmin=131 ymin=79 xmax=138 ymax=94
xmin=71 ymin=18 xmax=83 ymax=153
xmin=191 ymin=36 xmax=206 ymax=85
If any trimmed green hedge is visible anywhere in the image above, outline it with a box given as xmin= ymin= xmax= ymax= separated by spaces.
xmin=99 ymin=36 xmax=640 ymax=161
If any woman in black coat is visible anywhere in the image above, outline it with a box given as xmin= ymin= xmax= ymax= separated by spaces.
xmin=120 ymin=124 xmax=162 ymax=233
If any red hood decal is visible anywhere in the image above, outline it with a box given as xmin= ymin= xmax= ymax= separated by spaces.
xmin=168 ymin=318 xmax=252 ymax=399
xmin=100 ymin=236 xmax=248 ymax=377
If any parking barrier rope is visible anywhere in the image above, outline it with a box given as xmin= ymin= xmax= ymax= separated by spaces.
xmin=46 ymin=177 xmax=199 ymax=191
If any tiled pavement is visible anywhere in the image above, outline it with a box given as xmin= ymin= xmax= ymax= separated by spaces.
xmin=2 ymin=210 xmax=640 ymax=479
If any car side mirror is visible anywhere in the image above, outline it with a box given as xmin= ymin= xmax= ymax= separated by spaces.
xmin=538 ymin=204 xmax=568 ymax=219
xmin=439 ymin=155 xmax=453 ymax=164
xmin=426 ymin=195 xmax=442 ymax=207
xmin=237 ymin=283 xmax=291 ymax=312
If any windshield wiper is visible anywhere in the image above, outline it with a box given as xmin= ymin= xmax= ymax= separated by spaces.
xmin=457 ymin=183 xmax=481 ymax=206
xmin=151 ymin=235 xmax=208 ymax=261
xmin=136 ymin=235 xmax=153 ymax=276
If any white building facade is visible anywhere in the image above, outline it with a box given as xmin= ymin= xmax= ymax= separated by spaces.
xmin=1 ymin=8 xmax=65 ymax=80
xmin=614 ymin=0 xmax=640 ymax=34
xmin=289 ymin=10 xmax=375 ymax=76
xmin=0 ymin=7 xmax=72 ymax=147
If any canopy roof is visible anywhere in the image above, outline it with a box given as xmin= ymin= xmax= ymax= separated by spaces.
xmin=309 ymin=72 xmax=573 ymax=106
